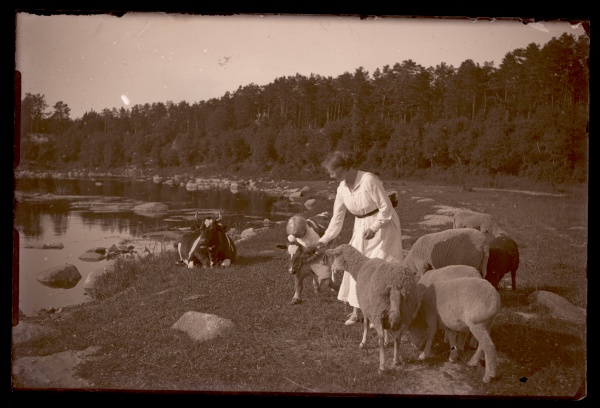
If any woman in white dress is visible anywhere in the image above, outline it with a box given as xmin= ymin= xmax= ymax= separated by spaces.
xmin=317 ymin=150 xmax=403 ymax=325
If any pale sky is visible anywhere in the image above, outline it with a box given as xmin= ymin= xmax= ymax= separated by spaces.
xmin=15 ymin=12 xmax=587 ymax=119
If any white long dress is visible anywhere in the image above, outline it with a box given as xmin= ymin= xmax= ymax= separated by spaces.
xmin=319 ymin=171 xmax=403 ymax=308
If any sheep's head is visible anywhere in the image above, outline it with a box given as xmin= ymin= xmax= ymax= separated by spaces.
xmin=325 ymin=244 xmax=351 ymax=274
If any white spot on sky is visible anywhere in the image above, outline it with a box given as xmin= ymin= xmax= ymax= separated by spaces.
xmin=204 ymin=49 xmax=208 ymax=53
xmin=528 ymin=22 xmax=550 ymax=33
xmin=121 ymin=95 xmax=130 ymax=106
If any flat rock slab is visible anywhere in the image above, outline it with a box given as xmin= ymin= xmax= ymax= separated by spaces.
xmin=23 ymin=243 xmax=64 ymax=249
xmin=12 ymin=322 xmax=60 ymax=346
xmin=12 ymin=346 xmax=100 ymax=389
xmin=172 ymin=311 xmax=235 ymax=342
xmin=79 ymin=252 xmax=106 ymax=262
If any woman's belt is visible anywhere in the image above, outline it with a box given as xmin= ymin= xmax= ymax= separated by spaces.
xmin=353 ymin=208 xmax=379 ymax=219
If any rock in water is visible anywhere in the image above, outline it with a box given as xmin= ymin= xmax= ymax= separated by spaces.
xmin=36 ymin=264 xmax=82 ymax=289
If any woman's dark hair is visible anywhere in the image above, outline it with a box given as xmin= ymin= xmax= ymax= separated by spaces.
xmin=322 ymin=150 xmax=355 ymax=174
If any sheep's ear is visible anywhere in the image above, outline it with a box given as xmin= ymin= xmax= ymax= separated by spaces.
xmin=328 ymin=245 xmax=344 ymax=256
xmin=275 ymin=244 xmax=288 ymax=250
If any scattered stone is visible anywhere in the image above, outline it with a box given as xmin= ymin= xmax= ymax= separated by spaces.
xmin=171 ymin=311 xmax=235 ymax=342
xmin=240 ymin=228 xmax=257 ymax=240
xmin=83 ymin=267 xmax=111 ymax=299
xmin=36 ymin=264 xmax=82 ymax=289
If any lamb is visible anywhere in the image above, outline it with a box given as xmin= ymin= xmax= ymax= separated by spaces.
xmin=403 ymin=228 xmax=489 ymax=279
xmin=408 ymin=276 xmax=501 ymax=383
xmin=410 ymin=265 xmax=483 ymax=363
xmin=453 ymin=209 xmax=507 ymax=238
xmin=324 ymin=244 xmax=419 ymax=374
xmin=485 ymin=235 xmax=519 ymax=290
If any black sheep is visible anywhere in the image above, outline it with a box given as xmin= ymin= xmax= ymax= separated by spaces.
xmin=485 ymin=236 xmax=519 ymax=290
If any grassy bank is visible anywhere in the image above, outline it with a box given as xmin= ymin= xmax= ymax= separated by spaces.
xmin=12 ymin=180 xmax=587 ymax=398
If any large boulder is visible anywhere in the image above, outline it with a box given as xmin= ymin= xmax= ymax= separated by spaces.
xmin=528 ymin=290 xmax=586 ymax=324
xmin=171 ymin=311 xmax=235 ymax=342
xmin=36 ymin=264 xmax=81 ymax=289
xmin=82 ymin=267 xmax=111 ymax=299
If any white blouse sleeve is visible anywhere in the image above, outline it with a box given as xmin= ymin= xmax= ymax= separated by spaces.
xmin=367 ymin=174 xmax=394 ymax=233
xmin=318 ymin=187 xmax=347 ymax=245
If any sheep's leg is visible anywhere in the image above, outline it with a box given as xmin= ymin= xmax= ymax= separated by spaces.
xmin=468 ymin=325 xmax=497 ymax=383
xmin=418 ymin=315 xmax=438 ymax=361
xmin=290 ymin=273 xmax=306 ymax=305
xmin=391 ymin=329 xmax=403 ymax=366
xmin=312 ymin=274 xmax=319 ymax=293
xmin=383 ymin=329 xmax=389 ymax=347
xmin=377 ymin=329 xmax=386 ymax=374
xmin=325 ymin=277 xmax=341 ymax=292
xmin=481 ymin=243 xmax=490 ymax=279
xmin=446 ymin=330 xmax=459 ymax=362
xmin=360 ymin=318 xmax=369 ymax=349
xmin=456 ymin=331 xmax=470 ymax=352
xmin=511 ymin=270 xmax=517 ymax=290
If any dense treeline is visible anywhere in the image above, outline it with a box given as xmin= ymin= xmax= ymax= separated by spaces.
xmin=18 ymin=33 xmax=589 ymax=184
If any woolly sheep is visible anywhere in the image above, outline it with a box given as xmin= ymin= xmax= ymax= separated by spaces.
xmin=408 ymin=276 xmax=501 ymax=383
xmin=324 ymin=244 xmax=419 ymax=374
xmin=403 ymin=228 xmax=488 ymax=279
xmin=411 ymin=265 xmax=483 ymax=362
xmin=486 ymin=235 xmax=519 ymax=290
xmin=453 ymin=210 xmax=507 ymax=238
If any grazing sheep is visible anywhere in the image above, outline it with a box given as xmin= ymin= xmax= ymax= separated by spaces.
xmin=325 ymin=244 xmax=419 ymax=374
xmin=403 ymin=228 xmax=488 ymax=279
xmin=412 ymin=265 xmax=483 ymax=363
xmin=408 ymin=276 xmax=501 ymax=383
xmin=453 ymin=210 xmax=507 ymax=238
xmin=486 ymin=235 xmax=519 ymax=290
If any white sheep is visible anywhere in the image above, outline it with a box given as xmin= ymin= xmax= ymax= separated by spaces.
xmin=408 ymin=276 xmax=501 ymax=383
xmin=324 ymin=244 xmax=419 ymax=374
xmin=412 ymin=265 xmax=483 ymax=363
xmin=453 ymin=210 xmax=507 ymax=238
xmin=403 ymin=228 xmax=489 ymax=279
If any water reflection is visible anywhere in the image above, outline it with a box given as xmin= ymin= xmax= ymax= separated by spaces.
xmin=14 ymin=177 xmax=297 ymax=240
xmin=14 ymin=177 xmax=302 ymax=316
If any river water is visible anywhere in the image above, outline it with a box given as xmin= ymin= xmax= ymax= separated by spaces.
xmin=13 ymin=176 xmax=301 ymax=316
